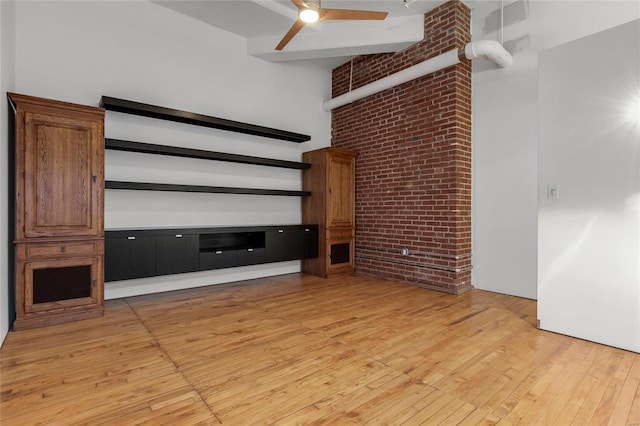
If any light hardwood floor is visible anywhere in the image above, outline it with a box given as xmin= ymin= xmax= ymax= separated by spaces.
xmin=1 ymin=273 xmax=638 ymax=425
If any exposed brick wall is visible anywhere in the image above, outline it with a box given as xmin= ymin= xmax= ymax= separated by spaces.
xmin=331 ymin=0 xmax=472 ymax=294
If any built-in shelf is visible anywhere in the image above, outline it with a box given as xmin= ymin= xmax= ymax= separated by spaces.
xmin=105 ymin=181 xmax=311 ymax=197
xmin=105 ymin=139 xmax=310 ymax=170
xmin=100 ymin=96 xmax=311 ymax=143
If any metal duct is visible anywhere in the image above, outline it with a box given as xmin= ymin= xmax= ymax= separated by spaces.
xmin=322 ymin=40 xmax=512 ymax=112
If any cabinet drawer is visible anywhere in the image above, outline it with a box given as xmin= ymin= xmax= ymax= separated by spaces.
xmin=235 ymin=247 xmax=266 ymax=266
xmin=25 ymin=242 xmax=100 ymax=259
xmin=200 ymin=248 xmax=266 ymax=270
xmin=327 ymin=228 xmax=354 ymax=240
xmin=200 ymin=249 xmax=236 ymax=270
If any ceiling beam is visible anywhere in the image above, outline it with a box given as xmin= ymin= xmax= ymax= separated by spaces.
xmin=248 ymin=15 xmax=424 ymax=62
xmin=250 ymin=0 xmax=298 ymax=21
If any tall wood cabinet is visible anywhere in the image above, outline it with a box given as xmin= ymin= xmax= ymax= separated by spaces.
xmin=302 ymin=147 xmax=357 ymax=277
xmin=9 ymin=93 xmax=105 ymax=330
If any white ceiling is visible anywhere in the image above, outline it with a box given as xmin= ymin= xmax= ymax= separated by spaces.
xmin=154 ymin=0 xmax=460 ymax=68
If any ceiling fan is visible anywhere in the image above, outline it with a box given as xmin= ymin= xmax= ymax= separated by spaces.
xmin=276 ymin=0 xmax=389 ymax=51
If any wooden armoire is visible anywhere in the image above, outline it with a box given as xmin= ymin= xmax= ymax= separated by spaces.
xmin=9 ymin=93 xmax=105 ymax=330
xmin=302 ymin=147 xmax=357 ymax=277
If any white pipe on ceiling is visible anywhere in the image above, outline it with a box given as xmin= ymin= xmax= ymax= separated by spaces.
xmin=464 ymin=40 xmax=512 ymax=67
xmin=322 ymin=40 xmax=512 ymax=112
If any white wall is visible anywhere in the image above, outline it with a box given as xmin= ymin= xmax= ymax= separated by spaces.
xmin=0 ymin=0 xmax=16 ymax=345
xmin=9 ymin=1 xmax=331 ymax=302
xmin=471 ymin=0 xmax=640 ymax=299
xmin=538 ymin=19 xmax=640 ymax=353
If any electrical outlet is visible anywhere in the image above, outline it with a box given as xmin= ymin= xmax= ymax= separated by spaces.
xmin=547 ymin=184 xmax=560 ymax=200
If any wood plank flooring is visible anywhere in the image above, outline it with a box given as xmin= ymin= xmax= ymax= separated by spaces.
xmin=1 ymin=273 xmax=639 ymax=425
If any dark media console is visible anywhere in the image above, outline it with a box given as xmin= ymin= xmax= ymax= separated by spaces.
xmin=105 ymin=225 xmax=318 ymax=281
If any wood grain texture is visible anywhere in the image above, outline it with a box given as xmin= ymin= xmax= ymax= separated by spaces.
xmin=320 ymin=9 xmax=388 ymax=21
xmin=302 ymin=147 xmax=357 ymax=277
xmin=275 ymin=19 xmax=305 ymax=51
xmin=2 ymin=273 xmax=639 ymax=424
xmin=10 ymin=93 xmax=105 ymax=241
xmin=9 ymin=93 xmax=105 ymax=330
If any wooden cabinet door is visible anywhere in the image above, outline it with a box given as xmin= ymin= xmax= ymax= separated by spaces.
xmin=327 ymin=153 xmax=355 ymax=228
xmin=22 ymin=110 xmax=103 ymax=239
xmin=327 ymin=237 xmax=354 ymax=275
xmin=23 ymin=256 xmax=102 ymax=315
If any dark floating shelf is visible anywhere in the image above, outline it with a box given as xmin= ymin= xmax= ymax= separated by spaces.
xmin=100 ymin=96 xmax=311 ymax=143
xmin=105 ymin=181 xmax=311 ymax=197
xmin=105 ymin=139 xmax=310 ymax=170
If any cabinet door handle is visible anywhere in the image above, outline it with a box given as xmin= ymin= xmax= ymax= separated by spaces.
xmin=247 ymin=248 xmax=254 ymax=252
xmin=215 ymin=250 xmax=223 ymax=255
xmin=304 ymin=228 xmax=310 ymax=232
xmin=127 ymin=236 xmax=136 ymax=240
xmin=92 ymin=175 xmax=97 ymax=183
xmin=278 ymin=229 xmax=284 ymax=233
xmin=60 ymin=246 xmax=66 ymax=253
xmin=92 ymin=279 xmax=97 ymax=287
xmin=175 ymin=234 xmax=183 ymax=238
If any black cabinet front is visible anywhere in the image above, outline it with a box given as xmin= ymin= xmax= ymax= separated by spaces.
xmin=265 ymin=229 xmax=296 ymax=262
xmin=105 ymin=225 xmax=318 ymax=281
xmin=200 ymin=248 xmax=266 ymax=270
xmin=156 ymin=234 xmax=199 ymax=276
xmin=266 ymin=226 xmax=318 ymax=262
xmin=105 ymin=236 xmax=156 ymax=281
xmin=300 ymin=227 xmax=319 ymax=259
xmin=234 ymin=248 xmax=266 ymax=266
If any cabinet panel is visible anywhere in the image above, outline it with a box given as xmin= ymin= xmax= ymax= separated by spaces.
xmin=21 ymin=111 xmax=104 ymax=239
xmin=330 ymin=242 xmax=351 ymax=265
xmin=327 ymin=237 xmax=355 ymax=276
xmin=25 ymin=241 xmax=99 ymax=259
xmin=199 ymin=249 xmax=236 ymax=270
xmin=105 ymin=236 xmax=155 ymax=281
xmin=300 ymin=227 xmax=319 ymax=260
xmin=327 ymin=154 xmax=355 ymax=229
xmin=13 ymin=254 xmax=104 ymax=330
xmin=326 ymin=228 xmax=354 ymax=240
xmin=155 ymin=234 xmax=199 ymax=276
xmin=24 ymin=257 xmax=100 ymax=314
xmin=234 ymin=248 xmax=267 ymax=267
xmin=265 ymin=228 xmax=299 ymax=262
xmin=199 ymin=248 xmax=266 ymax=270
xmin=265 ymin=227 xmax=318 ymax=262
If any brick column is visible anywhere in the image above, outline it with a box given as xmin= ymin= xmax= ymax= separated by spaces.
xmin=331 ymin=0 xmax=472 ymax=294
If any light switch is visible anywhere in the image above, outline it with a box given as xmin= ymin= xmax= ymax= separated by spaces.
xmin=547 ymin=184 xmax=560 ymax=200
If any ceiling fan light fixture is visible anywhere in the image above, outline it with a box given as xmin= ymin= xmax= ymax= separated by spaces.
xmin=276 ymin=0 xmax=388 ymax=51
xmin=299 ymin=7 xmax=320 ymax=23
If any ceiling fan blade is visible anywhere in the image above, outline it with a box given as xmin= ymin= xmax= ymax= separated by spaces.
xmin=276 ymin=19 xmax=306 ymax=51
xmin=320 ymin=9 xmax=388 ymax=21
xmin=291 ymin=0 xmax=307 ymax=10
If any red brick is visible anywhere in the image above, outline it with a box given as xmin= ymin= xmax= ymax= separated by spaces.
xmin=331 ymin=0 xmax=472 ymax=295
